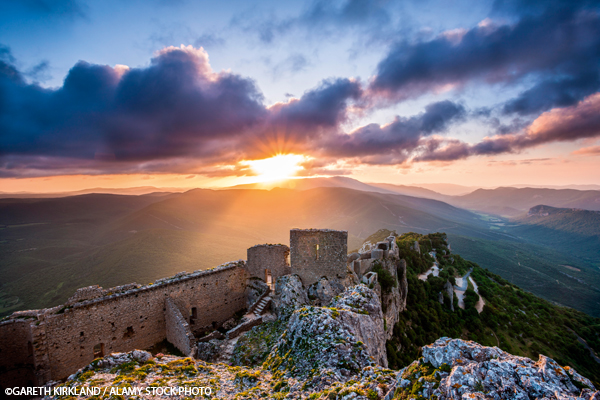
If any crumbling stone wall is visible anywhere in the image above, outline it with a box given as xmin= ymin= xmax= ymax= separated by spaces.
xmin=0 ymin=262 xmax=248 ymax=385
xmin=247 ymin=244 xmax=290 ymax=284
xmin=65 ymin=285 xmax=106 ymax=306
xmin=165 ymin=297 xmax=195 ymax=356
xmin=290 ymin=229 xmax=347 ymax=286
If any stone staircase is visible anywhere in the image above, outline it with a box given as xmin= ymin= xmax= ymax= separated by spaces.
xmin=252 ymin=295 xmax=271 ymax=317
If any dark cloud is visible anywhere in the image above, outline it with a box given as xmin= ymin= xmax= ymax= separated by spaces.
xmin=0 ymin=47 xmax=367 ymax=177
xmin=0 ymin=44 xmax=16 ymax=64
xmin=369 ymin=8 xmax=600 ymax=110
xmin=321 ymin=100 xmax=465 ymax=160
xmin=410 ymin=92 xmax=600 ymax=162
xmin=502 ymin=73 xmax=600 ymax=115
xmin=25 ymin=60 xmax=51 ymax=83
xmin=492 ymin=0 xmax=600 ymax=16
xmin=0 ymin=46 xmax=266 ymax=164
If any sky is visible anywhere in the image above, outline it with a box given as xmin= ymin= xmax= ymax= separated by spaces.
xmin=1 ymin=0 xmax=600 ymax=192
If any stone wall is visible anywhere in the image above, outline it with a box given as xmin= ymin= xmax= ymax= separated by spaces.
xmin=290 ymin=229 xmax=347 ymax=286
xmin=0 ymin=262 xmax=248 ymax=386
xmin=165 ymin=297 xmax=195 ymax=356
xmin=247 ymin=244 xmax=290 ymax=284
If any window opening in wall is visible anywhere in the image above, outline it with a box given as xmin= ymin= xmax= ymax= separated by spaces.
xmin=93 ymin=343 xmax=104 ymax=358
xmin=190 ymin=307 xmax=197 ymax=324
xmin=316 ymin=244 xmax=319 ymax=260
xmin=265 ymin=269 xmax=273 ymax=290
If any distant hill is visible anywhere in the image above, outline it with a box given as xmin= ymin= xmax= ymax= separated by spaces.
xmin=228 ymin=176 xmax=455 ymax=201
xmin=0 ymin=186 xmax=185 ymax=199
xmin=449 ymin=187 xmax=600 ymax=216
xmin=227 ymin=176 xmax=399 ymax=194
xmin=405 ymin=182 xmax=478 ymax=196
xmin=364 ymin=182 xmax=449 ymax=200
xmin=508 ymin=205 xmax=600 ymax=260
xmin=1 ymin=187 xmax=599 ymax=320
xmin=0 ymin=187 xmax=489 ymax=316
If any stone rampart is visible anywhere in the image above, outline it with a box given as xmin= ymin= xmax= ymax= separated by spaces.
xmin=0 ymin=261 xmax=248 ymax=385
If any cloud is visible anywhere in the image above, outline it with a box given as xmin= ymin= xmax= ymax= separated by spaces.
xmin=0 ymin=46 xmax=366 ymax=177
xmin=272 ymin=54 xmax=310 ymax=79
xmin=232 ymin=0 xmax=399 ymax=45
xmin=411 ymin=92 xmax=600 ymax=162
xmin=2 ymin=40 xmax=599 ymax=178
xmin=369 ymin=8 xmax=600 ymax=109
xmin=0 ymin=45 xmax=266 ymax=166
xmin=491 ymin=0 xmax=600 ymax=16
xmin=320 ymin=100 xmax=466 ymax=161
xmin=25 ymin=60 xmax=51 ymax=83
xmin=572 ymin=145 xmax=600 ymax=155
xmin=193 ymin=33 xmax=226 ymax=49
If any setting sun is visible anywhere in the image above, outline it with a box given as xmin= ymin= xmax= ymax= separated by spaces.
xmin=242 ymin=154 xmax=307 ymax=182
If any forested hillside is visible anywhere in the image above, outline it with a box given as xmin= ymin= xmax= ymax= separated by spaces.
xmin=386 ymin=232 xmax=600 ymax=387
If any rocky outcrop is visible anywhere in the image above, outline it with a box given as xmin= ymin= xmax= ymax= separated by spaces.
xmin=265 ymin=284 xmax=388 ymax=390
xmin=245 ymin=278 xmax=269 ymax=308
xmin=46 ymin=336 xmax=599 ymax=400
xmin=396 ymin=337 xmax=598 ymax=400
xmin=379 ymin=258 xmax=407 ymax=339
xmin=330 ymin=285 xmax=388 ymax=367
xmin=271 ymin=274 xmax=309 ymax=318
xmin=307 ymin=276 xmax=345 ymax=306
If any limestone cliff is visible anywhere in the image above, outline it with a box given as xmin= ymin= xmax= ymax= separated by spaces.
xmin=377 ymin=258 xmax=407 ymax=340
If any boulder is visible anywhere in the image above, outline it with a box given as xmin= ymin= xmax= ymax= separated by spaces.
xmin=307 ymin=276 xmax=344 ymax=306
xmin=393 ymin=337 xmax=599 ymax=400
xmin=271 ymin=274 xmax=309 ymax=318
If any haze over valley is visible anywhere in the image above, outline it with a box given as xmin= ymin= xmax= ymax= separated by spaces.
xmin=1 ymin=178 xmax=599 ymax=318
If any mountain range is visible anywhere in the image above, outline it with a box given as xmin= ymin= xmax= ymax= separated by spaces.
xmin=0 ymin=177 xmax=599 ymax=318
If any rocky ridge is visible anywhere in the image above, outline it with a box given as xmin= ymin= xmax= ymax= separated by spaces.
xmin=46 ymin=337 xmax=598 ymax=400
xmin=395 ymin=337 xmax=598 ymax=400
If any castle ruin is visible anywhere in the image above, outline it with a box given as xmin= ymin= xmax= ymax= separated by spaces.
xmin=0 ymin=228 xmax=349 ymax=388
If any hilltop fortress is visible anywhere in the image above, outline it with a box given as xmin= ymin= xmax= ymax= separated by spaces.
xmin=0 ymin=228 xmax=402 ymax=388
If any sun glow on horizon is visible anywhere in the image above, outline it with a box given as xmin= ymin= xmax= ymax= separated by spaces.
xmin=242 ymin=154 xmax=308 ymax=182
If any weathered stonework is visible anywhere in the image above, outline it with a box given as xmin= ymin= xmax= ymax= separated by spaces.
xmin=290 ymin=229 xmax=348 ymax=286
xmin=0 ymin=261 xmax=248 ymax=386
xmin=165 ymin=297 xmax=196 ymax=356
xmin=0 ymin=228 xmax=354 ymax=388
xmin=247 ymin=244 xmax=290 ymax=285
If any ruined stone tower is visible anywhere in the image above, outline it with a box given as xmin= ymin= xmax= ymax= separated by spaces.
xmin=289 ymin=228 xmax=348 ymax=286
xmin=246 ymin=244 xmax=290 ymax=288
